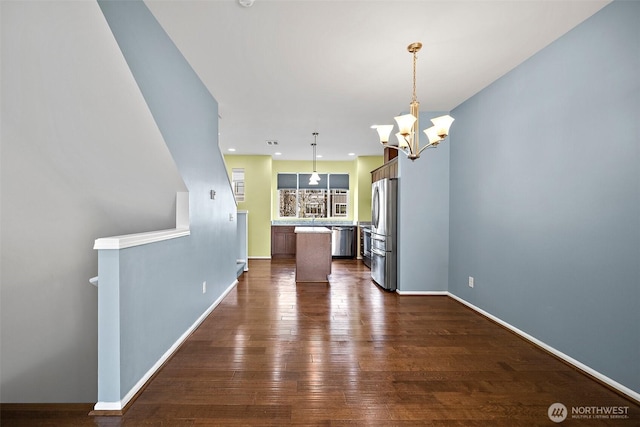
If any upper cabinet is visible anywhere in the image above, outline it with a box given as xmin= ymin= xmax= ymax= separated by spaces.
xmin=371 ymin=157 xmax=398 ymax=183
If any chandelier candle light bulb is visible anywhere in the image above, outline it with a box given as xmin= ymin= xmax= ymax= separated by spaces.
xmin=375 ymin=125 xmax=394 ymax=144
xmin=395 ymin=114 xmax=417 ymax=136
xmin=396 ymin=132 xmax=410 ymax=148
xmin=373 ymin=42 xmax=454 ymax=160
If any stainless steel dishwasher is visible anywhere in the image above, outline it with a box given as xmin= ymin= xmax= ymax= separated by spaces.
xmin=331 ymin=226 xmax=354 ymax=257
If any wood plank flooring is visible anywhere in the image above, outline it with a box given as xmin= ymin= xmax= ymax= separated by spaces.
xmin=2 ymin=259 xmax=638 ymax=426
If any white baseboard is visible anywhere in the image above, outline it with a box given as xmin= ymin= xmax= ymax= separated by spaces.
xmin=395 ymin=290 xmax=448 ymax=296
xmin=94 ymin=278 xmax=239 ymax=412
xmin=448 ymin=292 xmax=640 ymax=404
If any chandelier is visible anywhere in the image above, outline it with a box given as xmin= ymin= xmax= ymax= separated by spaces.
xmin=373 ymin=42 xmax=454 ymax=161
xmin=309 ymin=132 xmax=320 ymax=185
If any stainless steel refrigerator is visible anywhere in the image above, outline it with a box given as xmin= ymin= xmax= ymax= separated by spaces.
xmin=371 ymin=178 xmax=397 ymax=291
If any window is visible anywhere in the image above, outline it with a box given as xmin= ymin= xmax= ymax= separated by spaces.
xmin=300 ymin=189 xmax=327 ymax=218
xmin=331 ymin=190 xmax=348 ymax=217
xmin=277 ymin=173 xmax=349 ymax=218
xmin=279 ymin=189 xmax=297 ymax=217
xmin=232 ymin=168 xmax=245 ymax=202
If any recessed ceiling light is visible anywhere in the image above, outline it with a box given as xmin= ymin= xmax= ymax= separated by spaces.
xmin=274 ymin=152 xmax=282 ymax=156
xmin=227 ymin=148 xmax=236 ymax=152
xmin=348 ymin=152 xmax=355 ymax=156
xmin=316 ymin=154 xmax=323 ymax=158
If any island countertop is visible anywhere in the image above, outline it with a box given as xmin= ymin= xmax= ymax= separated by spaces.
xmin=295 ymin=227 xmax=331 ymax=283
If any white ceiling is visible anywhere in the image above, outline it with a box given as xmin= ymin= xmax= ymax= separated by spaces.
xmin=145 ymin=0 xmax=610 ymax=161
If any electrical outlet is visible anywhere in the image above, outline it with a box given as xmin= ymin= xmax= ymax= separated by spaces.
xmin=202 ymin=281 xmax=207 ymax=294
xmin=468 ymin=276 xmax=474 ymax=288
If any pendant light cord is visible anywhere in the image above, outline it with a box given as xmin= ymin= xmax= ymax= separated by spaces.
xmin=312 ymin=132 xmax=318 ymax=172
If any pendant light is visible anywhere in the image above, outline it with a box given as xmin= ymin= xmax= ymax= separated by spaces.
xmin=309 ymin=132 xmax=320 ymax=185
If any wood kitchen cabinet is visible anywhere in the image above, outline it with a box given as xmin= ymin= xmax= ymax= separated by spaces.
xmin=271 ymin=226 xmax=296 ymax=259
xmin=371 ymin=157 xmax=398 ymax=182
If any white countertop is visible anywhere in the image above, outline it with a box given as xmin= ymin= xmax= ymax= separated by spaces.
xmin=273 ymin=220 xmax=354 ymax=226
xmin=294 ymin=226 xmax=332 ymax=234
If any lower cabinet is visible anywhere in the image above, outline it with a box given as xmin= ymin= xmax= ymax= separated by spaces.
xmin=271 ymin=226 xmax=296 ymax=259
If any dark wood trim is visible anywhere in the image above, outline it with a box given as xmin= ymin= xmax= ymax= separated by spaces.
xmin=87 ymin=408 xmax=123 ymax=416
xmin=371 ymin=157 xmax=398 ymax=182
xmin=383 ymin=146 xmax=398 ymax=163
xmin=1 ymin=403 xmax=94 ymax=412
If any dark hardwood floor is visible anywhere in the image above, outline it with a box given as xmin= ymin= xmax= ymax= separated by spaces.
xmin=2 ymin=259 xmax=638 ymax=426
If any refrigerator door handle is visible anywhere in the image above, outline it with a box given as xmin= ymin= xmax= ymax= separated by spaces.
xmin=372 ymin=184 xmax=380 ymax=231
xmin=371 ymin=247 xmax=386 ymax=257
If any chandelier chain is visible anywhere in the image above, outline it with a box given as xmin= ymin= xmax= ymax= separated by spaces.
xmin=412 ymin=50 xmax=418 ymax=103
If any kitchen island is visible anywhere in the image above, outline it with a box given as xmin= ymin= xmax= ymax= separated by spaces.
xmin=295 ymin=226 xmax=332 ymax=283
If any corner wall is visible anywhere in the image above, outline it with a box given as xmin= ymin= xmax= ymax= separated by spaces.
xmin=449 ymin=0 xmax=639 ymax=395
xmin=396 ymin=112 xmax=451 ymax=293
xmin=96 ymin=0 xmax=237 ymax=405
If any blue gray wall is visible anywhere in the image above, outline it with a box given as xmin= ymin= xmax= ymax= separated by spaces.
xmin=449 ymin=0 xmax=639 ymax=394
xmin=397 ymin=112 xmax=450 ymax=292
xmin=96 ymin=0 xmax=237 ymax=402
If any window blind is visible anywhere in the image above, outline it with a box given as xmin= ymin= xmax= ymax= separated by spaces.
xmin=277 ymin=173 xmax=350 ymax=189
xmin=328 ymin=173 xmax=349 ymax=190
xmin=277 ymin=173 xmax=298 ymax=189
